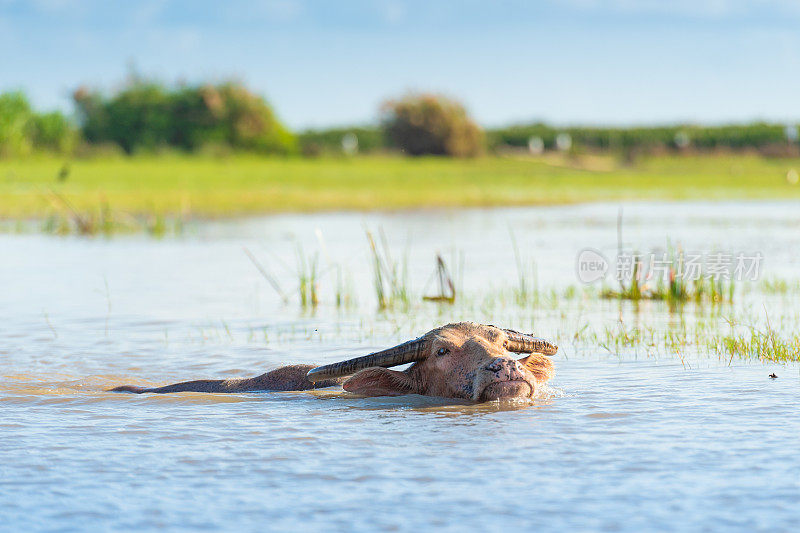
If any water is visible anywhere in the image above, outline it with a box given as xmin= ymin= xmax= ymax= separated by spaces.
xmin=2 ymin=201 xmax=799 ymax=532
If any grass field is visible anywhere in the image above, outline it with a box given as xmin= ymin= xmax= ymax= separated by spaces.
xmin=1 ymin=153 xmax=799 ymax=220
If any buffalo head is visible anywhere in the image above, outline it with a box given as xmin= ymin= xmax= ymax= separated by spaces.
xmin=306 ymin=322 xmax=557 ymax=401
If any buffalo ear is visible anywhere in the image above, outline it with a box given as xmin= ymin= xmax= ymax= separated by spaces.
xmin=343 ymin=367 xmax=416 ymax=397
xmin=517 ymin=354 xmax=554 ymax=383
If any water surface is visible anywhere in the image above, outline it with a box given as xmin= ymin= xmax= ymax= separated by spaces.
xmin=2 ymin=202 xmax=798 ymax=531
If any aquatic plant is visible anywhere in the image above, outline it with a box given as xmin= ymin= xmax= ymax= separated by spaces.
xmin=509 ymin=229 xmax=539 ymax=306
xmin=366 ymin=228 xmax=409 ymax=309
xmin=602 ymin=245 xmax=735 ymax=304
xmin=708 ymin=315 xmax=800 ymax=362
xmin=295 ymin=244 xmax=319 ymax=308
xmin=423 ymin=254 xmax=456 ymax=304
xmin=39 ymin=188 xmax=186 ymax=236
xmin=334 ymin=264 xmax=356 ymax=309
xmin=757 ymin=277 xmax=800 ymax=295
xmin=243 ymin=247 xmax=289 ymax=304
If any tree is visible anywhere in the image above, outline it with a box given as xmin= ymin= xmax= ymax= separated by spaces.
xmin=381 ymin=93 xmax=484 ymax=157
xmin=0 ymin=91 xmax=76 ymax=156
xmin=0 ymin=91 xmax=34 ymax=156
xmin=73 ymin=80 xmax=296 ymax=155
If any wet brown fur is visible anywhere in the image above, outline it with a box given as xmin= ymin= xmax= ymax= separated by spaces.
xmin=109 ymin=364 xmax=343 ymax=394
xmin=343 ymin=322 xmax=555 ymax=401
xmin=110 ymin=323 xmax=555 ymax=401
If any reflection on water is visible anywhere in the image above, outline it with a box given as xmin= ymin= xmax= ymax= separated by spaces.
xmin=2 ymin=202 xmax=799 ymax=531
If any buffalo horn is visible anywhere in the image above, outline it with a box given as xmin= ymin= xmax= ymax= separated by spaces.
xmin=306 ymin=338 xmax=426 ymax=382
xmin=504 ymin=330 xmax=558 ymax=355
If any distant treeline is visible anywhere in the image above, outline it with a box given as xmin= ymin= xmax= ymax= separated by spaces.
xmin=1 ymin=79 xmax=798 ymax=158
xmin=301 ymin=122 xmax=799 ymax=157
xmin=487 ymin=122 xmax=798 ymax=156
xmin=1 ymin=80 xmax=296 ymax=157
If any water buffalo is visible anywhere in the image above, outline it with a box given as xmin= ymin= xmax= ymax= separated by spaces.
xmin=111 ymin=322 xmax=557 ymax=401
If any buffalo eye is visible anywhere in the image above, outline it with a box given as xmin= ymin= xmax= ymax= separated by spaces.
xmin=436 ymin=347 xmax=449 ymax=357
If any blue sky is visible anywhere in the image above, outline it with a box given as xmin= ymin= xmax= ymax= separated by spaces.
xmin=1 ymin=0 xmax=799 ymax=128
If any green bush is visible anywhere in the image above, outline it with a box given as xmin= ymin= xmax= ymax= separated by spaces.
xmin=31 ymin=112 xmax=78 ymax=153
xmin=0 ymin=91 xmax=33 ymax=156
xmin=0 ymin=91 xmax=76 ymax=157
xmin=381 ymin=93 xmax=484 ymax=157
xmin=73 ymin=80 xmax=296 ymax=155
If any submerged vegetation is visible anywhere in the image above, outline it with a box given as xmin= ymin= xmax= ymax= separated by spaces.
xmin=569 ymin=311 xmax=800 ymax=364
xmin=229 ymin=226 xmax=800 ymax=364
xmin=39 ymin=188 xmax=182 ymax=236
xmin=184 ymin=263 xmax=800 ymax=364
xmin=708 ymin=321 xmax=800 ymax=362
xmin=366 ymin=229 xmax=410 ymax=310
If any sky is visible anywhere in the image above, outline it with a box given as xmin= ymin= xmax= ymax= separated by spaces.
xmin=1 ymin=0 xmax=799 ymax=129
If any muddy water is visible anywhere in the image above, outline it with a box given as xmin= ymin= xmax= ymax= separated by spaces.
xmin=2 ymin=202 xmax=799 ymax=531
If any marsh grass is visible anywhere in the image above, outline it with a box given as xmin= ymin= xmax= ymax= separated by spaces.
xmin=422 ymin=254 xmax=457 ymax=304
xmin=173 ymin=272 xmax=800 ymax=364
xmin=509 ymin=229 xmax=539 ymax=305
xmin=295 ymin=244 xmax=319 ymax=308
xmin=757 ymin=277 xmax=800 ymax=295
xmin=334 ymin=264 xmax=356 ymax=309
xmin=602 ymin=246 xmax=735 ymax=304
xmin=46 ymin=205 xmax=794 ymax=366
xmin=366 ymin=229 xmax=410 ymax=309
xmin=243 ymin=247 xmax=290 ymax=304
xmin=233 ymin=229 xmax=794 ymax=366
xmin=563 ymin=300 xmax=800 ymax=363
xmin=243 ymin=244 xmax=324 ymax=309
xmin=39 ymin=196 xmax=185 ymax=237
xmin=708 ymin=315 xmax=800 ymax=362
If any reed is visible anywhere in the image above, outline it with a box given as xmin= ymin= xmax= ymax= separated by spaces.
xmin=758 ymin=277 xmax=800 ymax=295
xmin=423 ymin=254 xmax=456 ymax=304
xmin=295 ymin=244 xmax=319 ymax=308
xmin=365 ymin=228 xmax=410 ymax=309
xmin=707 ymin=314 xmax=800 ymax=362
xmin=602 ymin=246 xmax=735 ymax=304
xmin=38 ymin=194 xmax=185 ymax=237
xmin=509 ymin=229 xmax=538 ymax=305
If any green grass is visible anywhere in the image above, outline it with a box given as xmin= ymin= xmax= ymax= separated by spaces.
xmin=1 ymin=153 xmax=800 ymax=221
xmin=366 ymin=229 xmax=410 ymax=309
xmin=709 ymin=327 xmax=800 ymax=362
